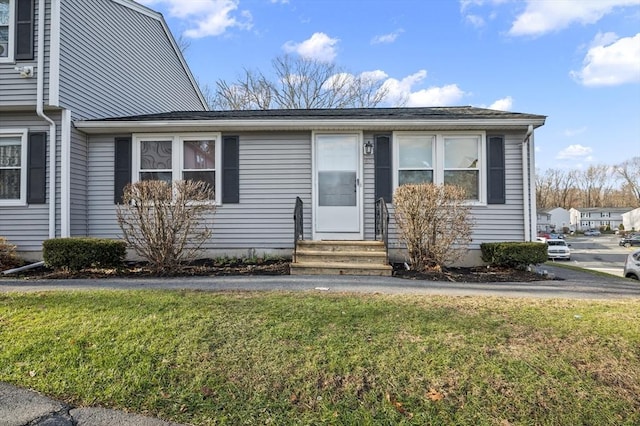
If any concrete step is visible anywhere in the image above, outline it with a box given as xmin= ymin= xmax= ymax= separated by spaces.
xmin=295 ymin=249 xmax=388 ymax=265
xmin=289 ymin=261 xmax=393 ymax=276
xmin=296 ymin=240 xmax=386 ymax=253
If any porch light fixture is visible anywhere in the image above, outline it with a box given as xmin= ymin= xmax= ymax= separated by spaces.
xmin=364 ymin=140 xmax=373 ymax=155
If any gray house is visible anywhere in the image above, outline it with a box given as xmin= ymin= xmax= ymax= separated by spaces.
xmin=1 ymin=0 xmax=207 ymax=253
xmin=74 ymin=108 xmax=546 ymax=270
xmin=1 ymin=1 xmax=546 ymax=272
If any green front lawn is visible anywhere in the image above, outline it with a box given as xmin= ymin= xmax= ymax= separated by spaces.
xmin=1 ymin=290 xmax=638 ymax=425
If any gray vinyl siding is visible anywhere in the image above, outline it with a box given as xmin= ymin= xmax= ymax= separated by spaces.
xmin=58 ymin=0 xmax=205 ymax=119
xmin=69 ymin=126 xmax=87 ymax=236
xmin=86 ymin=132 xmax=312 ymax=250
xmin=0 ymin=0 xmax=47 ymax=108
xmin=381 ymin=131 xmax=527 ymax=253
xmin=0 ymin=111 xmax=61 ymax=253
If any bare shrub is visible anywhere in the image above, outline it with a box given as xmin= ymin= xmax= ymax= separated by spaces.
xmin=0 ymin=237 xmax=20 ymax=270
xmin=116 ymin=180 xmax=216 ymax=274
xmin=393 ymin=183 xmax=473 ymax=271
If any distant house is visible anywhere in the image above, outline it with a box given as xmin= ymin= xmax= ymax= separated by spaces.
xmin=569 ymin=207 xmax=632 ymax=231
xmin=0 ymin=0 xmax=207 ymax=253
xmin=536 ymin=207 xmax=570 ymax=233
xmin=622 ymin=208 xmax=640 ymax=232
xmin=1 ymin=1 xmax=548 ymax=270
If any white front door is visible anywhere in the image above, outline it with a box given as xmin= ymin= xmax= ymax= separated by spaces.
xmin=313 ymin=133 xmax=362 ymax=239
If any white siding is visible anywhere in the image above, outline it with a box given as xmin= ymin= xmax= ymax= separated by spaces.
xmin=58 ymin=0 xmax=205 ymax=119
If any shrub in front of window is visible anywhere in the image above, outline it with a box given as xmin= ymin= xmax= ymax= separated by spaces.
xmin=393 ymin=183 xmax=473 ymax=272
xmin=480 ymin=242 xmax=547 ymax=269
xmin=0 ymin=237 xmax=21 ymax=270
xmin=43 ymin=238 xmax=126 ymax=271
xmin=116 ymin=179 xmax=216 ymax=274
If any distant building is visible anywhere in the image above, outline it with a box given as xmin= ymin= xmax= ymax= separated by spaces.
xmin=569 ymin=207 xmax=633 ymax=231
xmin=622 ymin=208 xmax=640 ymax=232
xmin=536 ymin=207 xmax=571 ymax=233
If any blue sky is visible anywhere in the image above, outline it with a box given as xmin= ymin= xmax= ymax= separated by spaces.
xmin=137 ymin=0 xmax=640 ymax=172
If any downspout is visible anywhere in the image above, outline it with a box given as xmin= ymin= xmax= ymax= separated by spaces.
xmin=522 ymin=125 xmax=533 ymax=241
xmin=36 ymin=0 xmax=57 ymax=239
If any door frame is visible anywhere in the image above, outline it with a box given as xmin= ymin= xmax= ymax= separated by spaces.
xmin=311 ymin=131 xmax=364 ymax=240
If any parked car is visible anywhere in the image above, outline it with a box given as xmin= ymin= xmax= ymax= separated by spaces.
xmin=546 ymin=239 xmax=571 ymax=260
xmin=619 ymin=234 xmax=640 ymax=247
xmin=623 ymin=250 xmax=640 ymax=280
xmin=583 ymin=229 xmax=601 ymax=236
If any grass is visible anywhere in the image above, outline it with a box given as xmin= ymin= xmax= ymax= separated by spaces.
xmin=1 ymin=290 xmax=639 ymax=425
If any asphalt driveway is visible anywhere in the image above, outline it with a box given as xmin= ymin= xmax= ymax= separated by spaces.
xmin=1 ymin=264 xmax=639 ymax=299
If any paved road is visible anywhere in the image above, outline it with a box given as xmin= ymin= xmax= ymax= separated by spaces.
xmin=562 ymin=234 xmax=635 ymax=277
xmin=1 ymin=264 xmax=639 ymax=299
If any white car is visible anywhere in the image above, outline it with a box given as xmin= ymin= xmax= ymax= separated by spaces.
xmin=624 ymin=250 xmax=640 ymax=280
xmin=547 ymin=239 xmax=571 ymax=260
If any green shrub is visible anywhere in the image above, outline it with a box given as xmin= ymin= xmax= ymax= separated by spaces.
xmin=43 ymin=238 xmax=126 ymax=271
xmin=481 ymin=242 xmax=547 ymax=269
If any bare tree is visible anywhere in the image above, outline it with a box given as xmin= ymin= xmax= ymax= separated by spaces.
xmin=393 ymin=183 xmax=473 ymax=272
xmin=211 ymin=54 xmax=390 ymax=110
xmin=615 ymin=157 xmax=640 ymax=207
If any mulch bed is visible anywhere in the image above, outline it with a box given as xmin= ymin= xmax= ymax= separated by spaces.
xmin=2 ymin=258 xmax=548 ymax=282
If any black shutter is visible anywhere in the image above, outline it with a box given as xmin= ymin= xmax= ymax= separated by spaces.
xmin=114 ymin=137 xmax=132 ymax=204
xmin=374 ymin=134 xmax=392 ymax=202
xmin=222 ymin=135 xmax=239 ymax=204
xmin=27 ymin=131 xmax=46 ymax=204
xmin=15 ymin=0 xmax=34 ymax=60
xmin=487 ymin=135 xmax=505 ymax=204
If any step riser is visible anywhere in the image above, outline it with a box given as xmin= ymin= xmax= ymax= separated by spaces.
xmin=296 ymin=241 xmax=385 ymax=253
xmin=290 ymin=265 xmax=392 ymax=276
xmin=295 ymin=253 xmax=387 ymax=265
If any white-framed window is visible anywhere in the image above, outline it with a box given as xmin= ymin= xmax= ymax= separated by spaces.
xmin=0 ymin=0 xmax=14 ymax=61
xmin=0 ymin=129 xmax=28 ymax=205
xmin=132 ymin=133 xmax=222 ymax=204
xmin=393 ymin=131 xmax=485 ymax=203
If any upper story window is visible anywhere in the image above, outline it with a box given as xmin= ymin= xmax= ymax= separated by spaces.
xmin=133 ymin=133 xmax=221 ymax=203
xmin=0 ymin=129 xmax=28 ymax=205
xmin=0 ymin=0 xmax=13 ymax=61
xmin=394 ymin=132 xmax=485 ymax=203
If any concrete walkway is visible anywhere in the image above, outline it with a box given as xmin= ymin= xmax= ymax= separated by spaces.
xmin=1 ymin=265 xmax=638 ymax=425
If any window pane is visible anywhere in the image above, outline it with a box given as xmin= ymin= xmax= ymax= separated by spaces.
xmin=0 ymin=140 xmax=21 ymax=167
xmin=184 ymin=140 xmax=215 ymax=169
xmin=316 ymin=135 xmax=357 ymax=171
xmin=141 ymin=140 xmax=172 ymax=169
xmin=444 ymin=137 xmax=479 ymax=168
xmin=140 ymin=172 xmax=172 ymax=183
xmin=0 ymin=169 xmax=20 ymax=199
xmin=399 ymin=170 xmax=433 ymax=186
xmin=0 ymin=0 xmax=9 ymax=26
xmin=399 ymin=136 xmax=433 ymax=168
xmin=444 ymin=170 xmax=478 ymax=200
xmin=183 ymin=171 xmax=215 ymax=188
xmin=318 ymin=171 xmax=356 ymax=206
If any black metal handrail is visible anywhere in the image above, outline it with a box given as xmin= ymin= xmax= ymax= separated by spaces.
xmin=293 ymin=196 xmax=304 ymax=262
xmin=375 ymin=197 xmax=390 ymax=263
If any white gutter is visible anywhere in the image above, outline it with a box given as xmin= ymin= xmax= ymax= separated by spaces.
xmin=522 ymin=124 xmax=534 ymax=241
xmin=60 ymin=109 xmax=71 ymax=237
xmin=36 ymin=0 xmax=57 ymax=240
xmin=74 ymin=118 xmax=546 ymax=134
xmin=528 ymin=128 xmax=538 ymax=241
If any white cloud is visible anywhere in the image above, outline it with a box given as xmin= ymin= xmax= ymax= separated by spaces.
xmin=488 ymin=96 xmax=513 ymax=111
xmin=571 ymin=33 xmax=640 ymax=86
xmin=465 ymin=14 xmax=485 ymax=28
xmin=138 ymin=0 xmax=252 ymax=38
xmin=371 ymin=29 xmax=404 ymax=45
xmin=283 ymin=32 xmax=339 ymax=62
xmin=508 ymin=0 xmax=640 ymax=37
xmin=381 ymin=70 xmax=467 ymax=106
xmin=556 ymin=144 xmax=594 ymax=161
